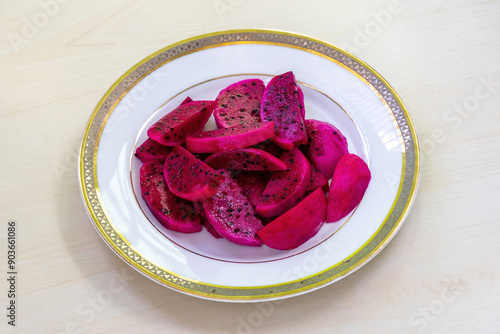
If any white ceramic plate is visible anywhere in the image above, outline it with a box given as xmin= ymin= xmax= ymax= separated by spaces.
xmin=79 ymin=29 xmax=420 ymax=302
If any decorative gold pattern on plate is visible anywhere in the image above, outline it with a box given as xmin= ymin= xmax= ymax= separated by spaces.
xmin=79 ymin=29 xmax=420 ymax=301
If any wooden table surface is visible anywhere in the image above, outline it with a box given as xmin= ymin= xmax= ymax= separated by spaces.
xmin=1 ymin=0 xmax=499 ymax=333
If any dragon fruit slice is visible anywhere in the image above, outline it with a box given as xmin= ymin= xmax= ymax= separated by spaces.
xmin=257 ymin=188 xmax=327 ymax=250
xmin=193 ymin=201 xmax=222 ymax=239
xmin=204 ymin=148 xmax=287 ymax=171
xmin=305 ymin=119 xmax=348 ymax=179
xmin=164 ymin=145 xmax=221 ymax=202
xmin=147 ymin=100 xmax=214 ymax=146
xmin=233 ymin=171 xmax=269 ymax=209
xmin=327 ymin=153 xmax=371 ymax=222
xmin=252 ymin=140 xmax=283 ymax=158
xmin=214 ymin=78 xmax=265 ymax=128
xmin=203 ymin=170 xmax=264 ymax=246
xmin=135 ymin=138 xmax=172 ymax=163
xmin=140 ymin=160 xmax=201 ymax=233
xmin=260 ymin=71 xmax=307 ymax=150
xmin=180 ymin=96 xmax=193 ymax=105
xmin=135 ymin=97 xmax=193 ymax=162
xmin=255 ymin=148 xmax=311 ymax=217
xmin=297 ymin=84 xmax=305 ymax=120
xmin=307 ymin=164 xmax=329 ymax=193
xmin=186 ymin=121 xmax=275 ymax=153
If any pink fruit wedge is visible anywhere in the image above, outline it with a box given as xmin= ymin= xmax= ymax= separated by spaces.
xmin=164 ymin=145 xmax=221 ymax=202
xmin=147 ymin=100 xmax=214 ymax=146
xmin=203 ymin=170 xmax=264 ymax=246
xmin=306 ymin=164 xmax=329 ymax=193
xmin=186 ymin=121 xmax=275 ymax=153
xmin=257 ymin=188 xmax=327 ymax=250
xmin=180 ymin=96 xmax=193 ymax=105
xmin=255 ymin=148 xmax=311 ymax=217
xmin=140 ymin=160 xmax=201 ymax=233
xmin=297 ymin=84 xmax=305 ymax=120
xmin=135 ymin=138 xmax=172 ymax=163
xmin=234 ymin=171 xmax=270 ymax=209
xmin=305 ymin=119 xmax=348 ymax=179
xmin=327 ymin=153 xmax=371 ymax=222
xmin=252 ymin=140 xmax=283 ymax=158
xmin=214 ymin=78 xmax=265 ymax=128
xmin=135 ymin=97 xmax=193 ymax=162
xmin=260 ymin=71 xmax=308 ymax=150
xmin=204 ymin=148 xmax=287 ymax=171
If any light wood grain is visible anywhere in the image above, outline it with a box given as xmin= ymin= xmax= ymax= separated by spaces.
xmin=1 ymin=0 xmax=500 ymax=333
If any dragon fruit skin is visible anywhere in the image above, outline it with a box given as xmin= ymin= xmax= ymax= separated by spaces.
xmin=326 ymin=153 xmax=371 ymax=222
xmin=255 ymin=148 xmax=311 ymax=217
xmin=233 ymin=171 xmax=270 ymax=209
xmin=164 ymin=145 xmax=221 ymax=202
xmin=204 ymin=148 xmax=287 ymax=171
xmin=140 ymin=160 xmax=201 ymax=233
xmin=214 ymin=79 xmax=265 ymax=129
xmin=305 ymin=119 xmax=348 ymax=179
xmin=185 ymin=121 xmax=275 ymax=153
xmin=260 ymin=71 xmax=308 ymax=150
xmin=257 ymin=188 xmax=327 ymax=250
xmin=147 ymin=100 xmax=214 ymax=146
xmin=135 ymin=138 xmax=172 ymax=163
xmin=203 ymin=170 xmax=264 ymax=247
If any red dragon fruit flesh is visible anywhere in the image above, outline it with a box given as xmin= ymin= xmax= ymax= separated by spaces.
xmin=203 ymin=170 xmax=264 ymax=246
xmin=327 ymin=153 xmax=371 ymax=222
xmin=252 ymin=139 xmax=283 ymax=158
xmin=233 ymin=171 xmax=270 ymax=209
xmin=135 ymin=138 xmax=172 ymax=163
xmin=255 ymin=148 xmax=311 ymax=217
xmin=306 ymin=164 xmax=329 ymax=193
xmin=260 ymin=71 xmax=308 ymax=150
xmin=305 ymin=119 xmax=348 ymax=179
xmin=214 ymin=78 xmax=265 ymax=128
xmin=134 ymin=74 xmax=373 ymax=250
xmin=147 ymin=100 xmax=214 ymax=146
xmin=257 ymin=188 xmax=327 ymax=250
xmin=135 ymin=97 xmax=193 ymax=162
xmin=204 ymin=148 xmax=287 ymax=171
xmin=297 ymin=84 xmax=305 ymax=120
xmin=193 ymin=201 xmax=222 ymax=239
xmin=140 ymin=160 xmax=201 ymax=233
xmin=164 ymin=145 xmax=221 ymax=202
xmin=186 ymin=121 xmax=275 ymax=153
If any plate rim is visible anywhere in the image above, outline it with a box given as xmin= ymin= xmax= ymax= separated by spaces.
xmin=78 ymin=28 xmax=421 ymax=302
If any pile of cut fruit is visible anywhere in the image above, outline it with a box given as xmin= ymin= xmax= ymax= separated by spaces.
xmin=136 ymin=72 xmax=370 ymax=250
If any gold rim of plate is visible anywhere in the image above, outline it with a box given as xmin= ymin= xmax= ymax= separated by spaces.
xmin=78 ymin=29 xmax=420 ymax=301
